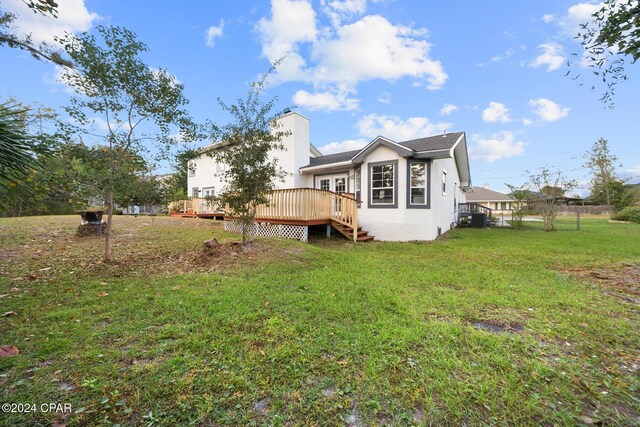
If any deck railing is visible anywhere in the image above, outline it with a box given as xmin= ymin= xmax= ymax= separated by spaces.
xmin=170 ymin=198 xmax=221 ymax=214
xmin=172 ymin=188 xmax=359 ymax=240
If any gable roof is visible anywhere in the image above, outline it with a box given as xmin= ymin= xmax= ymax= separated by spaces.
xmin=401 ymin=132 xmax=465 ymax=152
xmin=306 ymin=149 xmax=361 ymax=167
xmin=352 ymin=136 xmax=414 ymax=163
xmin=302 ymin=132 xmax=465 ymax=169
xmin=466 ymin=187 xmax=513 ymax=202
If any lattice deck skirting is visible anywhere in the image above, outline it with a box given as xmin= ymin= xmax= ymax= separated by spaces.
xmin=224 ymin=220 xmax=309 ymax=242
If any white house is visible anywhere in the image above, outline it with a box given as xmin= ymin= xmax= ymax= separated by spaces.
xmin=185 ymin=112 xmax=473 ymax=242
xmin=466 ymin=186 xmax=515 ymax=213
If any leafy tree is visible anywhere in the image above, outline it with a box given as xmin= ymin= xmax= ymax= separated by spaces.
xmin=210 ymin=66 xmax=289 ymax=244
xmin=0 ymin=102 xmax=36 ymax=196
xmin=505 ymin=184 xmax=530 ymax=229
xmin=0 ymin=1 xmax=70 ymax=66
xmin=164 ymin=147 xmax=197 ymax=205
xmin=575 ymin=0 xmax=640 ymax=106
xmin=0 ymin=99 xmax=72 ymax=216
xmin=0 ymin=141 xmax=160 ymax=217
xmin=583 ymin=137 xmax=635 ymax=210
xmin=527 ymin=167 xmax=577 ymax=231
xmin=57 ymin=25 xmax=196 ymax=261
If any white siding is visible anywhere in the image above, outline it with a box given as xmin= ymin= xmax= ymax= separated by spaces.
xmin=187 ymin=112 xmax=311 ymax=194
xmin=354 ymin=145 xmax=461 ymax=241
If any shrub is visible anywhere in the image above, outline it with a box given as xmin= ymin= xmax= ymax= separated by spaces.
xmin=611 ymin=206 xmax=640 ymax=223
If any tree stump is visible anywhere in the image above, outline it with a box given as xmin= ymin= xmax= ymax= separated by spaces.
xmin=77 ymin=223 xmax=107 ymax=237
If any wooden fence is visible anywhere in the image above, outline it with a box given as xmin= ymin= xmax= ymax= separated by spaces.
xmin=558 ymin=205 xmax=614 ymax=215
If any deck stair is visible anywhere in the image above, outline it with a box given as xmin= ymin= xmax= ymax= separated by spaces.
xmin=331 ymin=221 xmax=374 ymax=242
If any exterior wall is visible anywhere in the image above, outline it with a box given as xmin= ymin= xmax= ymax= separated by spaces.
xmin=187 ymin=153 xmax=221 ymax=198
xmin=276 ymin=113 xmax=310 ymax=188
xmin=187 ymin=112 xmax=310 ymax=197
xmin=473 ymin=200 xmax=513 ymax=212
xmin=353 ymin=145 xmax=462 ymax=241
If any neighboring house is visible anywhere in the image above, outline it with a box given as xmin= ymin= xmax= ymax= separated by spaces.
xmin=466 ymin=186 xmax=515 ymax=212
xmin=185 ymin=112 xmax=473 ymax=242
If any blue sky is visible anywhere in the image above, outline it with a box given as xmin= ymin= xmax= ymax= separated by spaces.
xmin=2 ymin=0 xmax=639 ymax=195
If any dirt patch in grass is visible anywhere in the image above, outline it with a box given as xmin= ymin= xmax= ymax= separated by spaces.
xmin=0 ymin=216 xmax=308 ymax=282
xmin=193 ymin=240 xmax=274 ymax=271
xmin=470 ymin=321 xmax=524 ymax=333
xmin=562 ymin=263 xmax=640 ymax=304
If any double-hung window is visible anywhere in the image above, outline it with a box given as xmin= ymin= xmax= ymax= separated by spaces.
xmin=442 ymin=171 xmax=447 ymax=195
xmin=188 ymin=161 xmax=196 ymax=177
xmin=408 ymin=161 xmax=429 ymax=208
xmin=369 ymin=161 xmax=397 ymax=208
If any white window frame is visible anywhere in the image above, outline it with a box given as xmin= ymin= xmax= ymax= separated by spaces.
xmin=369 ymin=160 xmax=398 ymax=208
xmin=442 ymin=170 xmax=447 ymax=195
xmin=408 ymin=161 xmax=428 ymax=207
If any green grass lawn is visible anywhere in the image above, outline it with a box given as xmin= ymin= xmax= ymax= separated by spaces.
xmin=1 ymin=216 xmax=639 ymax=426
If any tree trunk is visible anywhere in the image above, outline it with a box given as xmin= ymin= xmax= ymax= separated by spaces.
xmin=104 ymin=190 xmax=113 ymax=262
xmin=242 ymin=221 xmax=247 ymax=245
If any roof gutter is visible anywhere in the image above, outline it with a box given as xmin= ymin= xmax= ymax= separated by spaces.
xmin=298 ymin=160 xmax=353 ymax=173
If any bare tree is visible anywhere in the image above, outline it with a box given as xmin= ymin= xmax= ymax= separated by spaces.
xmin=527 ymin=168 xmax=578 ymax=231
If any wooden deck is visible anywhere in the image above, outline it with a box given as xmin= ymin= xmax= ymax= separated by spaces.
xmin=171 ymin=188 xmax=372 ymax=241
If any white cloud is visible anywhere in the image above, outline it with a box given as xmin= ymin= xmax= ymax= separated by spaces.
xmin=257 ymin=0 xmax=317 ymax=81
xmin=318 ymin=112 xmax=452 ymax=155
xmin=43 ymin=65 xmax=79 ymax=94
xmin=205 ymin=20 xmax=225 ymax=48
xmin=542 ymin=14 xmax=555 ymax=23
xmin=90 ymin=117 xmax=131 ymax=132
xmin=627 ymin=165 xmax=640 ymax=175
xmin=482 ymin=102 xmax=511 ymax=123
xmin=2 ymin=0 xmax=99 ymax=44
xmin=377 ymin=91 xmax=391 ymax=104
xmin=322 ymin=0 xmax=367 ymax=27
xmin=257 ymin=2 xmax=447 ymax=94
xmin=622 ymin=165 xmax=640 ymax=182
xmin=356 ymin=113 xmax=451 ymax=141
xmin=150 ymin=67 xmax=182 ymax=85
xmin=470 ymin=131 xmax=525 ymax=163
xmin=529 ymin=43 xmax=565 ymax=72
xmin=558 ymin=2 xmax=603 ymax=37
xmin=312 ymin=15 xmax=447 ymax=89
xmin=522 ymin=118 xmax=534 ymax=126
xmin=317 ymin=138 xmax=368 ymax=154
xmin=293 ymin=89 xmax=359 ymax=111
xmin=491 ymin=48 xmax=514 ymax=63
xmin=529 ymin=98 xmax=570 ymax=122
xmin=440 ymin=103 xmax=458 ymax=116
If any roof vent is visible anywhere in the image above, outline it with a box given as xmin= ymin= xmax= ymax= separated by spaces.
xmin=283 ymin=108 xmax=292 ymax=114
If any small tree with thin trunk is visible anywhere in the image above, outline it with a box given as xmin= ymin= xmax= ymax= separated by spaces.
xmin=210 ymin=66 xmax=289 ymax=245
xmin=505 ymin=183 xmax=530 ymax=229
xmin=527 ymin=167 xmax=577 ymax=231
xmin=58 ymin=25 xmax=196 ymax=261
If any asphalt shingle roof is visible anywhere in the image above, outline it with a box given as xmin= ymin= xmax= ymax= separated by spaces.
xmin=398 ymin=132 xmax=464 ymax=152
xmin=466 ymin=187 xmax=513 ymax=202
xmin=306 ymin=149 xmax=361 ymax=167
xmin=303 ymin=132 xmax=464 ymax=168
